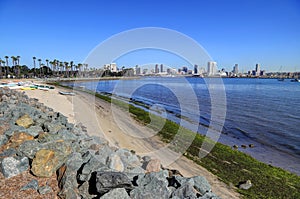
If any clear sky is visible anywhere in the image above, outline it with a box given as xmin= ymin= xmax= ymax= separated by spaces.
xmin=0 ymin=0 xmax=300 ymax=72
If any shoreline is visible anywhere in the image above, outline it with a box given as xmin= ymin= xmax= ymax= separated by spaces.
xmin=22 ymin=82 xmax=241 ymax=199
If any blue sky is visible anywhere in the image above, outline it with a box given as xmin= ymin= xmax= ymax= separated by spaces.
xmin=0 ymin=0 xmax=299 ymax=72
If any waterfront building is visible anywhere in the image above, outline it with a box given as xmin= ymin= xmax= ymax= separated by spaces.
xmin=207 ymin=61 xmax=217 ymax=76
xmin=255 ymin=63 xmax=261 ymax=76
xmin=194 ymin=64 xmax=198 ymax=75
xmin=155 ymin=64 xmax=159 ymax=73
xmin=233 ymin=64 xmax=239 ymax=74
xmin=160 ymin=64 xmax=163 ymax=73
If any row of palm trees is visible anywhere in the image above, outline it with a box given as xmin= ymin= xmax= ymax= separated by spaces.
xmin=0 ymin=55 xmax=89 ymax=78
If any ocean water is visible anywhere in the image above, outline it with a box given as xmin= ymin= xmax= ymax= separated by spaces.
xmin=65 ymin=77 xmax=300 ymax=175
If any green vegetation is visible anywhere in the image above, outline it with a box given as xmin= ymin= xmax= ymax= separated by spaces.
xmin=52 ymin=82 xmax=300 ymax=199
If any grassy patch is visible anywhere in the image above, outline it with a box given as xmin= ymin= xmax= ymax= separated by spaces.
xmin=51 ymin=81 xmax=300 ymax=199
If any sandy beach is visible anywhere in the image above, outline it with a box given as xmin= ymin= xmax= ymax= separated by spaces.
xmin=22 ymin=84 xmax=240 ymax=199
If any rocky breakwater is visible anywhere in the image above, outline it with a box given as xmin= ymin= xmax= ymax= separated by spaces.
xmin=0 ymin=87 xmax=221 ymax=199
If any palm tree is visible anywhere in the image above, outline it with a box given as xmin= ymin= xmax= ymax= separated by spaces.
xmin=45 ymin=59 xmax=49 ymax=74
xmin=64 ymin=62 xmax=69 ymax=77
xmin=4 ymin=56 xmax=9 ymax=77
xmin=37 ymin=58 xmax=42 ymax=77
xmin=59 ymin=62 xmax=64 ymax=76
xmin=16 ymin=56 xmax=21 ymax=78
xmin=70 ymin=61 xmax=74 ymax=77
xmin=11 ymin=56 xmax=18 ymax=77
xmin=33 ymin=57 xmax=36 ymax=77
xmin=77 ymin=63 xmax=82 ymax=77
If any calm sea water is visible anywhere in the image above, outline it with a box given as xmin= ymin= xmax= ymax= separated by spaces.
xmin=65 ymin=77 xmax=300 ymax=175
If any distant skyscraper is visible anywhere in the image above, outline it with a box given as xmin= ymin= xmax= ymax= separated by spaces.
xmin=233 ymin=64 xmax=239 ymax=74
xmin=160 ymin=64 xmax=163 ymax=73
xmin=155 ymin=64 xmax=159 ymax=73
xmin=194 ymin=64 xmax=198 ymax=75
xmin=207 ymin=61 xmax=217 ymax=76
xmin=255 ymin=64 xmax=260 ymax=76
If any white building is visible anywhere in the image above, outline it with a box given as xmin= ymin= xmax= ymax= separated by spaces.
xmin=207 ymin=61 xmax=217 ymax=76
xmin=104 ymin=63 xmax=118 ymax=72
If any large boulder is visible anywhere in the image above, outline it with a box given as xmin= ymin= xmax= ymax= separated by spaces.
xmin=31 ymin=148 xmax=70 ymax=178
xmin=1 ymin=156 xmax=29 ymax=178
xmin=15 ymin=114 xmax=34 ymax=129
xmin=95 ymin=172 xmax=133 ymax=195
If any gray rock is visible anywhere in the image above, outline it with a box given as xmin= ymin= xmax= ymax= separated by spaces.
xmin=0 ymin=134 xmax=8 ymax=147
xmin=107 ymin=153 xmax=124 ymax=172
xmin=199 ymin=192 xmax=221 ymax=199
xmin=95 ymin=172 xmax=133 ymax=195
xmin=1 ymin=156 xmax=29 ymax=178
xmin=18 ymin=140 xmax=42 ymax=159
xmin=131 ymin=170 xmax=169 ymax=199
xmin=101 ymin=188 xmax=130 ymax=199
xmin=78 ymin=181 xmax=98 ymax=199
xmin=193 ymin=176 xmax=211 ymax=195
xmin=20 ymin=179 xmax=39 ymax=191
xmin=171 ymin=177 xmax=197 ymax=198
xmin=78 ymin=154 xmax=109 ymax=182
xmin=0 ymin=148 xmax=17 ymax=158
xmin=239 ymin=180 xmax=252 ymax=190
xmin=38 ymin=185 xmax=52 ymax=194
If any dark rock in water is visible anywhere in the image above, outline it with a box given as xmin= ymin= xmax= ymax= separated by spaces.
xmin=38 ymin=185 xmax=52 ymax=194
xmin=95 ymin=172 xmax=133 ymax=195
xmin=241 ymin=144 xmax=247 ymax=149
xmin=249 ymin=144 xmax=255 ymax=148
xmin=1 ymin=156 xmax=29 ymax=178
xmin=101 ymin=188 xmax=130 ymax=199
xmin=20 ymin=179 xmax=39 ymax=191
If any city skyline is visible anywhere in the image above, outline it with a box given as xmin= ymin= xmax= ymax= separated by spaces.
xmin=0 ymin=0 xmax=300 ymax=72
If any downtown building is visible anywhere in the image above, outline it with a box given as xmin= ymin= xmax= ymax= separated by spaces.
xmin=207 ymin=61 xmax=217 ymax=76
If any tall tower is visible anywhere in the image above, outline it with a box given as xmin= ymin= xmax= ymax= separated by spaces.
xmin=160 ymin=64 xmax=163 ymax=73
xmin=155 ymin=64 xmax=159 ymax=73
xmin=233 ymin=64 xmax=239 ymax=74
xmin=207 ymin=61 xmax=217 ymax=76
xmin=194 ymin=64 xmax=198 ymax=75
xmin=255 ymin=64 xmax=260 ymax=76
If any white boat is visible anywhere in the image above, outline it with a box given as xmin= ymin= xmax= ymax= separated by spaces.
xmin=59 ymin=91 xmax=75 ymax=95
xmin=291 ymin=78 xmax=300 ymax=82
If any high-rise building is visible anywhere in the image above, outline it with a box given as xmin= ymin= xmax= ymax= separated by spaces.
xmin=194 ymin=64 xmax=198 ymax=75
xmin=160 ymin=64 xmax=163 ymax=73
xmin=233 ymin=64 xmax=239 ymax=74
xmin=155 ymin=64 xmax=159 ymax=73
xmin=255 ymin=64 xmax=260 ymax=76
xmin=207 ymin=61 xmax=217 ymax=76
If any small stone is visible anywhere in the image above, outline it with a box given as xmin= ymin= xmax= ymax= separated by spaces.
xmin=241 ymin=145 xmax=247 ymax=149
xmin=101 ymin=188 xmax=130 ymax=199
xmin=239 ymin=180 xmax=252 ymax=190
xmin=1 ymin=156 xmax=29 ymax=178
xmin=108 ymin=154 xmax=124 ymax=172
xmin=145 ymin=159 xmax=161 ymax=173
xmin=15 ymin=114 xmax=34 ymax=128
xmin=38 ymin=185 xmax=52 ymax=194
xmin=20 ymin=179 xmax=39 ymax=191
xmin=249 ymin=144 xmax=255 ymax=148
